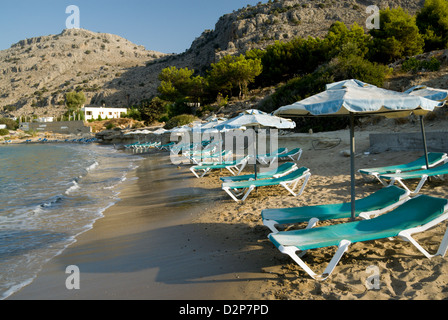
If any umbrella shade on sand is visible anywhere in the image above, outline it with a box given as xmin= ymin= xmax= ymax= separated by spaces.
xmin=274 ymin=79 xmax=445 ymax=221
xmin=215 ymin=110 xmax=296 ymax=179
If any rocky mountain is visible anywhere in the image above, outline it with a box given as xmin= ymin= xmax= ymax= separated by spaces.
xmin=0 ymin=0 xmax=426 ymax=119
xmin=0 ymin=28 xmax=167 ymax=118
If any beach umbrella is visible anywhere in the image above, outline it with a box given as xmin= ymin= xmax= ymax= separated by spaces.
xmin=215 ymin=110 xmax=296 ymax=179
xmin=153 ymin=128 xmax=168 ymax=135
xmin=404 ymin=85 xmax=448 ymax=168
xmin=239 ymin=109 xmax=268 ymax=115
xmin=404 ymin=85 xmax=448 ymax=101
xmin=274 ymin=79 xmax=445 ymax=220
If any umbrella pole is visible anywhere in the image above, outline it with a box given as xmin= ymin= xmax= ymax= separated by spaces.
xmin=254 ymin=127 xmax=258 ymax=180
xmin=419 ymin=115 xmax=430 ymax=169
xmin=349 ymin=113 xmax=356 ymax=221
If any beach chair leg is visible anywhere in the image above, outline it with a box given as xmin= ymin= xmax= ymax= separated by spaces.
xmin=398 ymin=216 xmax=448 ymax=259
xmin=226 ymin=166 xmax=237 ymax=176
xmin=200 ymin=168 xmax=211 ymax=178
xmin=394 ymin=176 xmax=428 ymax=195
xmin=263 ymin=219 xmax=280 ymax=233
xmin=223 ymin=187 xmax=242 ymax=202
xmin=411 ymin=175 xmax=429 ymax=194
xmin=264 ymin=217 xmax=319 ymax=235
xmin=288 ymin=150 xmax=303 ymax=162
xmin=436 ymin=222 xmax=448 ymax=257
xmin=241 ymin=185 xmax=256 ymax=202
xmin=281 ymin=173 xmax=311 ymax=197
xmin=278 ymin=240 xmax=351 ymax=281
xmin=190 ymin=167 xmax=201 ymax=179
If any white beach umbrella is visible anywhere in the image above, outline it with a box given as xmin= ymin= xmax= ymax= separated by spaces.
xmin=404 ymin=85 xmax=448 ymax=101
xmin=153 ymin=128 xmax=169 ymax=135
xmin=239 ymin=109 xmax=268 ymax=115
xmin=215 ymin=110 xmax=296 ymax=179
xmin=274 ymin=79 xmax=445 ymax=220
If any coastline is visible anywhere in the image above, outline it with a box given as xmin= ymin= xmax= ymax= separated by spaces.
xmin=8 ymin=124 xmax=448 ymax=300
xmin=8 ymin=151 xmax=276 ymax=300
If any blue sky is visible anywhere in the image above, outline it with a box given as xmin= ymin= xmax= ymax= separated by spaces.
xmin=0 ymin=0 xmax=263 ymax=53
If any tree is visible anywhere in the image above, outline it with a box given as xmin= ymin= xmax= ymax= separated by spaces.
xmin=368 ymin=7 xmax=424 ymax=63
xmin=207 ymin=54 xmax=262 ymax=99
xmin=416 ymin=0 xmax=448 ymax=51
xmin=157 ymin=66 xmax=206 ymax=103
xmin=158 ymin=66 xmax=194 ymax=101
xmin=65 ymin=91 xmax=86 ymax=112
xmin=324 ymin=22 xmax=372 ymax=59
xmin=137 ymin=97 xmax=166 ymax=125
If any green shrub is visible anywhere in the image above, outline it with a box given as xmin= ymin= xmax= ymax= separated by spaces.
xmin=416 ymin=0 xmax=448 ymax=51
xmin=0 ymin=118 xmax=18 ymax=130
xmin=164 ymin=114 xmax=197 ymax=130
xmin=369 ymin=7 xmax=424 ymax=63
xmin=0 ymin=129 xmax=9 ymax=136
xmin=105 ymin=123 xmax=115 ymax=130
xmin=401 ymin=57 xmax=441 ymax=72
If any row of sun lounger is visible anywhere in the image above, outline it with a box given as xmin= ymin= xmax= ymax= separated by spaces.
xmin=359 ymin=152 xmax=448 ymax=194
xmin=261 ymin=152 xmax=448 ymax=280
xmin=138 ymin=137 xmax=448 ymax=281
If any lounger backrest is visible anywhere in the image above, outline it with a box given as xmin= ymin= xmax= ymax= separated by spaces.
xmin=358 ymin=195 xmax=448 ymax=235
xmin=269 ymin=195 xmax=448 ymax=251
xmin=381 ymin=161 xmax=448 ymax=180
xmin=275 ymin=167 xmax=309 ymax=181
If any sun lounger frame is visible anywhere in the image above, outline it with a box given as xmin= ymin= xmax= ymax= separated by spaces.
xmin=190 ymin=155 xmax=250 ymax=178
xmin=222 ymin=167 xmax=311 ymax=202
xmin=269 ymin=195 xmax=448 ymax=281
xmin=262 ymin=186 xmax=411 ymax=233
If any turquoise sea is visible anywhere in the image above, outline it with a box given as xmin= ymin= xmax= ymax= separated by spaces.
xmin=0 ymin=143 xmax=141 ymax=299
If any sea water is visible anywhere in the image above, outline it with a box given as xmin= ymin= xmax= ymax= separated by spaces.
xmin=0 ymin=143 xmax=141 ymax=299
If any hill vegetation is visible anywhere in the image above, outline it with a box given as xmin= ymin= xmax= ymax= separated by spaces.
xmin=2 ymin=0 xmax=448 ymax=133
xmin=124 ymin=0 xmax=448 ymax=132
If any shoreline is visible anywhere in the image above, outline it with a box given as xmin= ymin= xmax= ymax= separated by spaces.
xmin=8 ymin=124 xmax=448 ymax=300
xmin=8 ymin=151 xmax=275 ymax=300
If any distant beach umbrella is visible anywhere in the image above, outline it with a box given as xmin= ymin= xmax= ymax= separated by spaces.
xmin=153 ymin=128 xmax=168 ymax=135
xmin=274 ymin=79 xmax=445 ymax=220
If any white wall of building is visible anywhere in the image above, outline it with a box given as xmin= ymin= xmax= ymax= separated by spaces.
xmin=82 ymin=107 xmax=128 ymax=120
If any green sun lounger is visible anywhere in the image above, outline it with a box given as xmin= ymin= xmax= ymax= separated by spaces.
xmin=262 ymin=186 xmax=410 ymax=233
xmin=222 ymin=167 xmax=311 ymax=202
xmin=220 ymin=162 xmax=298 ymax=183
xmin=268 ymin=195 xmax=448 ymax=280
xmin=278 ymin=148 xmax=303 ymax=162
xmin=258 ymin=148 xmax=288 ymax=165
xmin=379 ymin=162 xmax=448 ymax=194
xmin=190 ymin=155 xmax=250 ymax=178
xmin=359 ymin=152 xmax=447 ymax=184
xmin=190 ymin=150 xmax=232 ymax=165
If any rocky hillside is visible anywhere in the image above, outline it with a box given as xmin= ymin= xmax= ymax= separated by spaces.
xmin=0 ymin=28 xmax=167 ymax=118
xmin=0 ymin=0 xmax=426 ymax=118
xmin=186 ymin=0 xmax=425 ymax=69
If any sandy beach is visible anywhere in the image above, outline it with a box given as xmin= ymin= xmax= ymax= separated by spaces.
xmin=8 ymin=117 xmax=448 ymax=301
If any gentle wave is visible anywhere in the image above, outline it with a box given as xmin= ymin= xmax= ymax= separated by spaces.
xmin=0 ymin=143 xmax=142 ymax=300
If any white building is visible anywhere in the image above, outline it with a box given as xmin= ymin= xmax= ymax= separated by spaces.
xmin=82 ymin=107 xmax=128 ymax=121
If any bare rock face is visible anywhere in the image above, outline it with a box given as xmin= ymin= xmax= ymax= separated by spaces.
xmin=0 ymin=0 xmax=425 ymax=118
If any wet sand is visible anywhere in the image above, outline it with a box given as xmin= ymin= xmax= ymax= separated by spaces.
xmin=8 ymin=152 xmax=276 ymax=300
